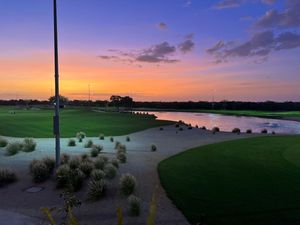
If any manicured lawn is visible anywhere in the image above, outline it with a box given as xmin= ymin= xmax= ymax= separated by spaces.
xmin=158 ymin=136 xmax=300 ymax=225
xmin=0 ymin=106 xmax=173 ymax=137
xmin=197 ymin=110 xmax=300 ymax=118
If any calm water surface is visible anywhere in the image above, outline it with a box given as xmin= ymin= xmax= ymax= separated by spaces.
xmin=144 ymin=111 xmax=300 ymax=134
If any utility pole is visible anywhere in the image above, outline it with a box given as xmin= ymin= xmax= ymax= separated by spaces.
xmin=53 ymin=0 xmax=60 ymax=167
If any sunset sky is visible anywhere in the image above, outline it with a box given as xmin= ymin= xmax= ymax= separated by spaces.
xmin=0 ymin=0 xmax=300 ymax=101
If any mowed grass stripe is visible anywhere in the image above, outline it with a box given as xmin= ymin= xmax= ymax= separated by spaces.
xmin=158 ymin=136 xmax=300 ymax=225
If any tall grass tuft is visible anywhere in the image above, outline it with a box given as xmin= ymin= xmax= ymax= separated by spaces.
xmin=79 ymin=161 xmax=94 ymax=177
xmin=111 ymin=158 xmax=119 ymax=168
xmin=128 ymin=195 xmax=141 ymax=216
xmin=91 ymin=169 xmax=106 ymax=181
xmin=29 ymin=161 xmax=51 ymax=183
xmin=0 ymin=138 xmax=8 ymax=147
xmin=22 ymin=138 xmax=36 ymax=152
xmin=88 ymin=179 xmax=108 ymax=201
xmin=61 ymin=153 xmax=71 ymax=164
xmin=117 ymin=152 xmax=127 ymax=163
xmin=0 ymin=168 xmax=17 ymax=187
xmin=90 ymin=145 xmax=103 ymax=157
xmin=6 ymin=142 xmax=23 ymax=156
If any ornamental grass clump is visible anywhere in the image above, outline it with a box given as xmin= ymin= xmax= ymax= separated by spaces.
xmin=99 ymin=133 xmax=104 ymax=140
xmin=69 ymin=156 xmax=81 ymax=170
xmin=81 ymin=153 xmax=89 ymax=161
xmin=128 ymin=195 xmax=141 ymax=216
xmin=94 ymin=157 xmax=107 ymax=170
xmin=6 ymin=142 xmax=23 ymax=156
xmin=104 ymin=164 xmax=117 ymax=179
xmin=29 ymin=161 xmax=51 ymax=183
xmin=88 ymin=179 xmax=108 ymax=201
xmin=0 ymin=138 xmax=8 ymax=148
xmin=79 ymin=161 xmax=94 ymax=177
xmin=69 ymin=168 xmax=85 ymax=192
xmin=61 ymin=153 xmax=70 ymax=164
xmin=84 ymin=139 xmax=93 ymax=148
xmin=68 ymin=139 xmax=76 ymax=147
xmin=117 ymin=144 xmax=127 ymax=154
xmin=22 ymin=138 xmax=36 ymax=152
xmin=0 ymin=168 xmax=17 ymax=187
xmin=111 ymin=158 xmax=119 ymax=168
xmin=119 ymin=173 xmax=137 ymax=196
xmin=126 ymin=136 xmax=130 ymax=142
xmin=151 ymin=144 xmax=157 ymax=152
xmin=117 ymin=152 xmax=127 ymax=163
xmin=90 ymin=145 xmax=103 ymax=157
xmin=55 ymin=164 xmax=71 ymax=188
xmin=42 ymin=157 xmax=55 ymax=174
xmin=115 ymin=141 xmax=121 ymax=149
xmin=91 ymin=169 xmax=106 ymax=181
xmin=76 ymin=131 xmax=86 ymax=141
xmin=232 ymin=128 xmax=241 ymax=134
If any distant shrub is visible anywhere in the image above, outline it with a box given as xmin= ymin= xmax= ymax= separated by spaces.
xmin=151 ymin=144 xmax=157 ymax=152
xmin=84 ymin=140 xmax=93 ymax=148
xmin=175 ymin=123 xmax=180 ymax=128
xmin=212 ymin=127 xmax=220 ymax=134
xmin=111 ymin=158 xmax=119 ymax=169
xmin=110 ymin=137 xmax=114 ymax=142
xmin=88 ymin=179 xmax=108 ymax=201
xmin=0 ymin=138 xmax=8 ymax=147
xmin=117 ymin=152 xmax=127 ymax=163
xmin=126 ymin=136 xmax=131 ymax=142
xmin=99 ymin=133 xmax=105 ymax=140
xmin=179 ymin=127 xmax=183 ymax=131
xmin=246 ymin=129 xmax=252 ymax=134
xmin=68 ymin=139 xmax=76 ymax=147
xmin=79 ymin=161 xmax=94 ymax=177
xmin=91 ymin=169 xmax=106 ymax=181
xmin=117 ymin=144 xmax=127 ymax=154
xmin=78 ymin=138 xmax=83 ymax=143
xmin=119 ymin=173 xmax=137 ymax=196
xmin=30 ymin=161 xmax=50 ymax=183
xmin=90 ymin=145 xmax=103 ymax=157
xmin=69 ymin=156 xmax=81 ymax=169
xmin=195 ymin=125 xmax=199 ymax=128
xmin=115 ymin=141 xmax=121 ymax=149
xmin=76 ymin=131 xmax=86 ymax=140
xmin=128 ymin=195 xmax=141 ymax=216
xmin=188 ymin=126 xmax=192 ymax=130
xmin=61 ymin=153 xmax=70 ymax=164
xmin=201 ymin=126 xmax=207 ymax=130
xmin=272 ymin=131 xmax=276 ymax=135
xmin=232 ymin=128 xmax=241 ymax=134
xmin=0 ymin=168 xmax=17 ymax=187
xmin=6 ymin=142 xmax=23 ymax=156
xmin=55 ymin=164 xmax=71 ymax=188
xmin=261 ymin=129 xmax=268 ymax=134
xmin=22 ymin=138 xmax=36 ymax=152
xmin=159 ymin=127 xmax=164 ymax=131
xmin=104 ymin=164 xmax=117 ymax=179
xmin=94 ymin=157 xmax=107 ymax=170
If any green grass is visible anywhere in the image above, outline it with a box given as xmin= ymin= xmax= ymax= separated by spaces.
xmin=0 ymin=106 xmax=173 ymax=137
xmin=158 ymin=136 xmax=300 ymax=225
xmin=196 ymin=110 xmax=300 ymax=118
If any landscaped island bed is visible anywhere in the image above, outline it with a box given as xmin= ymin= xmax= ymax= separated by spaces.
xmin=158 ymin=136 xmax=300 ymax=225
xmin=0 ymin=107 xmax=173 ymax=137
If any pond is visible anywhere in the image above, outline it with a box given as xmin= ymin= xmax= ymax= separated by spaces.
xmin=142 ymin=111 xmax=300 ymax=134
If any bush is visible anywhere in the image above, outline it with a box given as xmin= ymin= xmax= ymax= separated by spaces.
xmin=246 ymin=129 xmax=252 ymax=134
xmin=30 ymin=161 xmax=50 ymax=183
xmin=117 ymin=152 xmax=127 ymax=163
xmin=79 ymin=161 xmax=94 ymax=177
xmin=201 ymin=126 xmax=207 ymax=130
xmin=110 ymin=137 xmax=114 ymax=142
xmin=261 ymin=129 xmax=268 ymax=134
xmin=6 ymin=142 xmax=23 ymax=156
xmin=128 ymin=195 xmax=141 ymax=216
xmin=212 ymin=127 xmax=220 ymax=134
xmin=88 ymin=179 xmax=108 ymax=201
xmin=94 ymin=157 xmax=107 ymax=170
xmin=90 ymin=145 xmax=103 ymax=157
xmin=69 ymin=168 xmax=85 ymax=192
xmin=61 ymin=153 xmax=70 ymax=164
xmin=0 ymin=168 xmax=17 ymax=187
xmin=188 ymin=126 xmax=192 ymax=130
xmin=119 ymin=173 xmax=137 ymax=196
xmin=272 ymin=131 xmax=276 ymax=135
xmin=0 ymin=138 xmax=8 ymax=147
xmin=91 ymin=169 xmax=106 ymax=181
xmin=195 ymin=125 xmax=199 ymax=128
xmin=55 ymin=164 xmax=71 ymax=188
xmin=84 ymin=140 xmax=93 ymax=148
xmin=22 ymin=138 xmax=36 ymax=152
xmin=42 ymin=157 xmax=55 ymax=173
xmin=126 ymin=136 xmax=130 ymax=142
xmin=76 ymin=131 xmax=86 ymax=140
xmin=99 ymin=133 xmax=104 ymax=140
xmin=232 ymin=128 xmax=241 ymax=134
xmin=104 ymin=164 xmax=117 ymax=179
xmin=68 ymin=139 xmax=76 ymax=147
xmin=175 ymin=123 xmax=180 ymax=128
xmin=111 ymin=158 xmax=119 ymax=168
xmin=69 ymin=157 xmax=81 ymax=169
xmin=151 ymin=144 xmax=157 ymax=152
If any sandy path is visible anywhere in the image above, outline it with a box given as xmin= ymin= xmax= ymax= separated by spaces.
xmin=0 ymin=125 xmax=260 ymax=225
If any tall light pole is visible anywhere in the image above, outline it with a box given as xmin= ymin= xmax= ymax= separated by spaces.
xmin=53 ymin=0 xmax=60 ymax=167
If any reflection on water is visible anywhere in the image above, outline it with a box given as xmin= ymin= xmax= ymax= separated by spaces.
xmin=144 ymin=111 xmax=300 ymax=134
